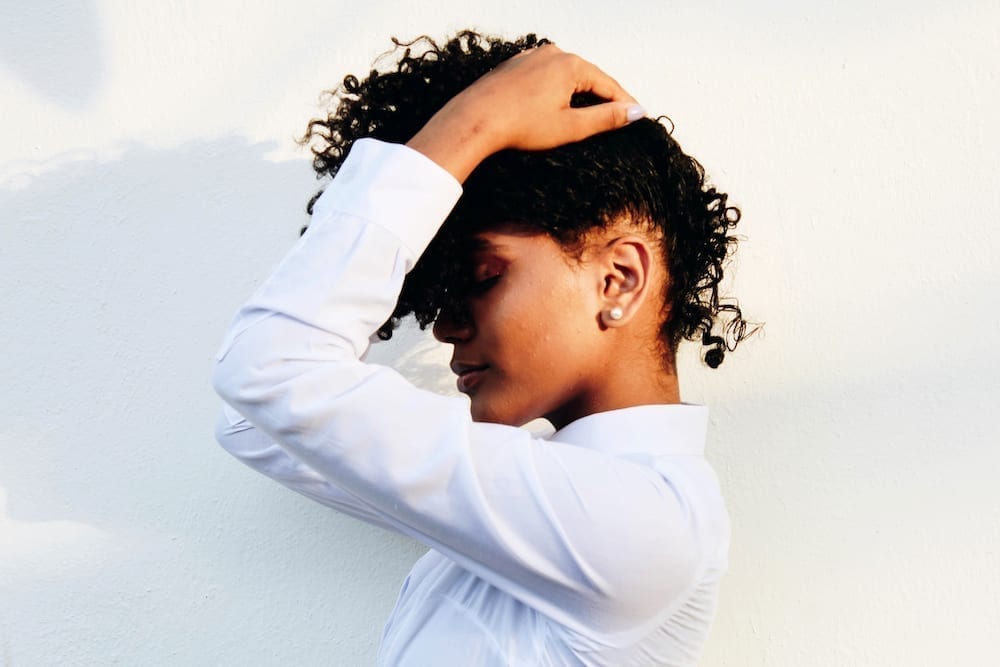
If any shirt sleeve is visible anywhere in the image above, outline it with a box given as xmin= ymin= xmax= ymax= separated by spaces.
xmin=211 ymin=138 xmax=702 ymax=642
xmin=215 ymin=403 xmax=408 ymax=533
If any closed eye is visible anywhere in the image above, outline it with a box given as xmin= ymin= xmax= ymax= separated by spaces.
xmin=468 ymin=273 xmax=502 ymax=296
xmin=468 ymin=254 xmax=508 ymax=296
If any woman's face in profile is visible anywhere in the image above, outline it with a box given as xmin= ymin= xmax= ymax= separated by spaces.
xmin=434 ymin=228 xmax=608 ymax=428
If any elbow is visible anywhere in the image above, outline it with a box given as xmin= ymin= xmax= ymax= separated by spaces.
xmin=211 ymin=330 xmax=263 ymax=410
xmin=211 ymin=308 xmax=296 ymax=409
xmin=211 ymin=357 xmax=242 ymax=407
xmin=211 ymin=354 xmax=267 ymax=418
xmin=211 ymin=346 xmax=242 ymax=406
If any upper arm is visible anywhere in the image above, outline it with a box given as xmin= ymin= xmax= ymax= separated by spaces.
xmin=214 ymin=331 xmax=702 ymax=636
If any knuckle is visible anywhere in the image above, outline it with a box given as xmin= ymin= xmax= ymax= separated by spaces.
xmin=559 ymin=52 xmax=583 ymax=71
xmin=608 ymin=106 xmax=625 ymax=130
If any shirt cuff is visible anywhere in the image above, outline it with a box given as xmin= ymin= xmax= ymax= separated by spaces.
xmin=311 ymin=138 xmax=464 ymax=269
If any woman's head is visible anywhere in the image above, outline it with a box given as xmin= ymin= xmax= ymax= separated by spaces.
xmin=428 ymin=219 xmax=675 ymax=427
xmin=302 ymin=31 xmax=753 ymax=420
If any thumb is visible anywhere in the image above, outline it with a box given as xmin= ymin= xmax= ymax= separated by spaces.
xmin=570 ymin=101 xmax=646 ymax=140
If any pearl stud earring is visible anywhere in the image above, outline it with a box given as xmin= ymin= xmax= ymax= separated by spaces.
xmin=608 ymin=306 xmax=624 ymax=321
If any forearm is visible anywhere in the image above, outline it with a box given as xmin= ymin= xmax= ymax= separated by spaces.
xmin=406 ymin=98 xmax=497 ymax=183
xmin=405 ymin=45 xmax=642 ymax=182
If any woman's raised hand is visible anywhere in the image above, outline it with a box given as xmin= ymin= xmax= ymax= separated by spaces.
xmin=407 ymin=45 xmax=644 ymax=182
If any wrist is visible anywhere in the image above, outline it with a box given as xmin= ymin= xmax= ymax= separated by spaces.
xmin=406 ymin=98 xmax=502 ymax=183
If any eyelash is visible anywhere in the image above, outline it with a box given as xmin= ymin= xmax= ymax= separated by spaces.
xmin=468 ymin=273 xmax=502 ymax=295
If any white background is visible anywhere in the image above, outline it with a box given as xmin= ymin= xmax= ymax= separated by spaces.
xmin=2 ymin=1 xmax=998 ymax=665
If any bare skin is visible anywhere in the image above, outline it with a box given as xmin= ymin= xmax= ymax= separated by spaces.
xmin=410 ymin=45 xmax=681 ymax=429
xmin=407 ymin=45 xmax=642 ymax=181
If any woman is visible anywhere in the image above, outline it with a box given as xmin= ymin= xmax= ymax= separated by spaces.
xmin=213 ymin=32 xmax=751 ymax=666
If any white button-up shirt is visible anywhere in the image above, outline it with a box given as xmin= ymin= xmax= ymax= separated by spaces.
xmin=212 ymin=138 xmax=730 ymax=666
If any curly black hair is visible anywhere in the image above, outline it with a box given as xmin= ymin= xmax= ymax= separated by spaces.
xmin=301 ymin=30 xmax=755 ymax=368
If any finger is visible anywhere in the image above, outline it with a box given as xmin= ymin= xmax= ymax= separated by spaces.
xmin=566 ymin=100 xmax=647 ymax=141
xmin=572 ymin=59 xmax=636 ymax=104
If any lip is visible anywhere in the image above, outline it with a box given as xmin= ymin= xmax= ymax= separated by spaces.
xmin=451 ymin=361 xmax=489 ymax=394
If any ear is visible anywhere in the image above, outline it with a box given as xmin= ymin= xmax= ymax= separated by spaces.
xmin=596 ymin=235 xmax=655 ymax=328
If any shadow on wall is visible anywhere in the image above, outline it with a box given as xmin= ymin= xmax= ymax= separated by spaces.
xmin=0 ymin=137 xmax=438 ymax=663
xmin=0 ymin=135 xmax=311 ymax=528
xmin=0 ymin=1 xmax=103 ymax=108
xmin=0 ymin=135 xmax=456 ymax=529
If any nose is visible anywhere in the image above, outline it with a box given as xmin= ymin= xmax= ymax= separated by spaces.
xmin=432 ymin=305 xmax=475 ymax=344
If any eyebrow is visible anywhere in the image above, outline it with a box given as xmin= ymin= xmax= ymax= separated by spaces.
xmin=469 ymin=237 xmax=508 ymax=252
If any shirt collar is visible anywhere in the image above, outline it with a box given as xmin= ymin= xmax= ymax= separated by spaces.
xmin=547 ymin=404 xmax=708 ymax=457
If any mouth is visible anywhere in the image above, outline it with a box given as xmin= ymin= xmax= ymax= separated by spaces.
xmin=450 ymin=362 xmax=489 ymax=394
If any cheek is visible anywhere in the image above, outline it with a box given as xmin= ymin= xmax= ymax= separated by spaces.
xmin=476 ymin=260 xmax=596 ymax=361
xmin=545 ymin=277 xmax=598 ymax=337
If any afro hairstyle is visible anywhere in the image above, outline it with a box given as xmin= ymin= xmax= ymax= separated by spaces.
xmin=300 ymin=30 xmax=755 ymax=368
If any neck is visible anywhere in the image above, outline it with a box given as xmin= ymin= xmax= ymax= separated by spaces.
xmin=545 ymin=356 xmax=681 ymax=430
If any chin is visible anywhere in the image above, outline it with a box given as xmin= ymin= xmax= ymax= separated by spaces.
xmin=468 ymin=398 xmax=530 ymax=427
xmin=469 ymin=407 xmax=511 ymax=426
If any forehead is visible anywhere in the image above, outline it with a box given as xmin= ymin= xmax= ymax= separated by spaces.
xmin=466 ymin=228 xmax=589 ymax=273
xmin=470 ymin=222 xmax=632 ymax=262
xmin=469 ymin=227 xmax=552 ymax=253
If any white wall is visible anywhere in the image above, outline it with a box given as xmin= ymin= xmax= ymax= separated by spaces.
xmin=2 ymin=1 xmax=998 ymax=665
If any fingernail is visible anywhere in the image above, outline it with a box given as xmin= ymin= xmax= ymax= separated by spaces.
xmin=626 ymin=103 xmax=646 ymax=123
